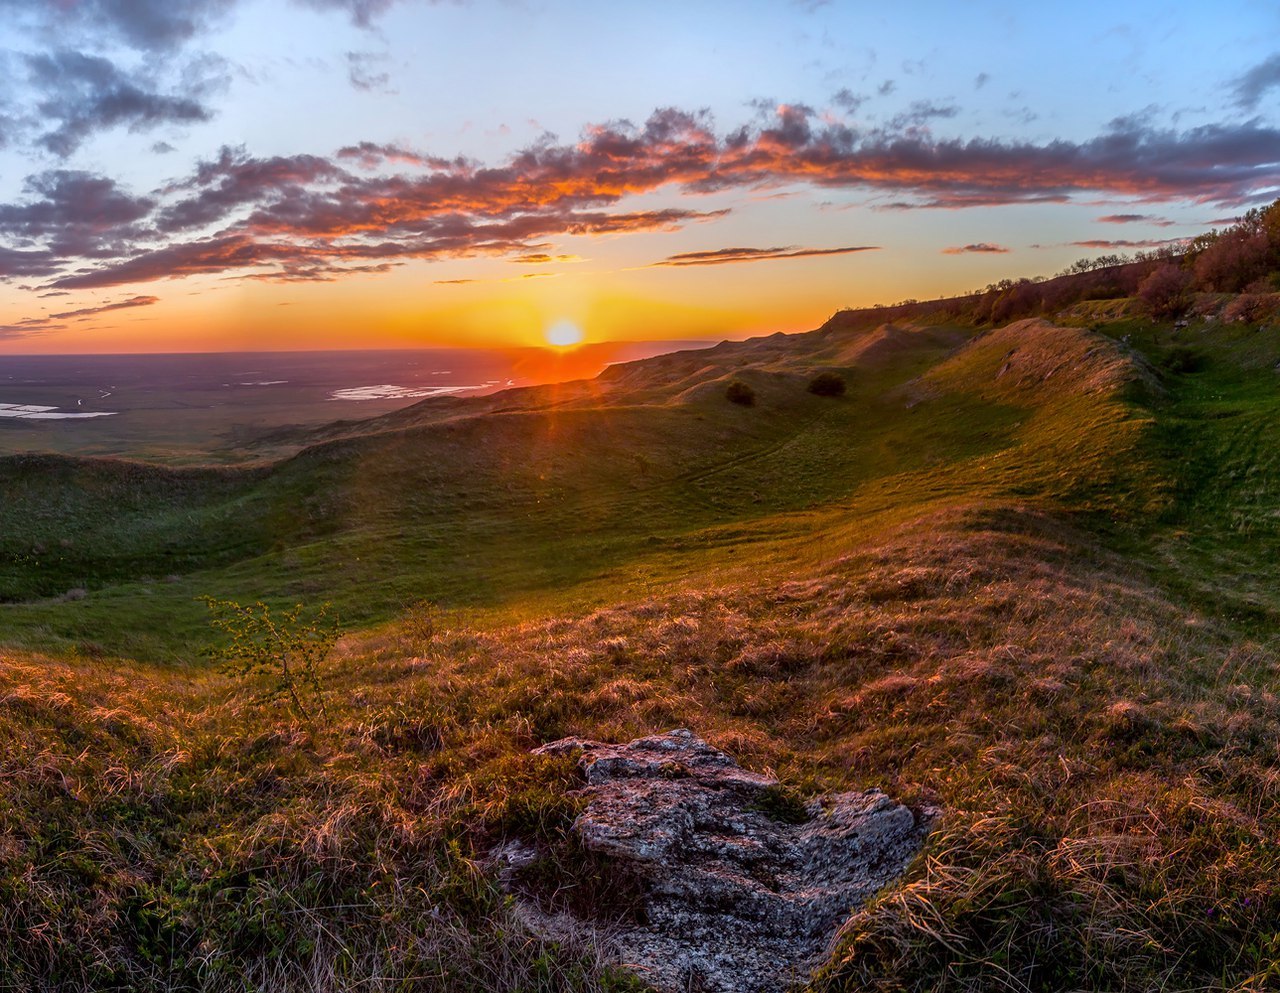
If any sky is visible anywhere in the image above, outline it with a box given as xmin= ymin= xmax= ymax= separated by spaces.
xmin=0 ymin=0 xmax=1278 ymax=353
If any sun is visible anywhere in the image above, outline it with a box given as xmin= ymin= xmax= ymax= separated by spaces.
xmin=545 ymin=319 xmax=584 ymax=347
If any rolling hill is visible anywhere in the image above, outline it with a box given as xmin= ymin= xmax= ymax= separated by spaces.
xmin=1 ymin=305 xmax=1279 ymax=991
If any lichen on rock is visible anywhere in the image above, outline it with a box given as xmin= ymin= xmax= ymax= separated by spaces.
xmin=501 ymin=729 xmax=930 ymax=993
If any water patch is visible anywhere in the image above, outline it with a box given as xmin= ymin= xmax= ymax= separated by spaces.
xmin=329 ymin=384 xmax=478 ymax=401
xmin=0 ymin=402 xmax=116 ymax=420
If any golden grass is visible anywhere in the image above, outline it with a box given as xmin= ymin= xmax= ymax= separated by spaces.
xmin=2 ymin=315 xmax=1279 ymax=989
xmin=2 ymin=498 xmax=1277 ymax=989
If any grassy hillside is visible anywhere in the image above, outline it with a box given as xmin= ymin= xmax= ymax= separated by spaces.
xmin=2 ymin=309 xmax=1280 ymax=990
xmin=0 ymin=317 xmax=1163 ymax=659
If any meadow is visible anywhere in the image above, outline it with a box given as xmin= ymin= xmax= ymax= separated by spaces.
xmin=2 ymin=291 xmax=1279 ymax=990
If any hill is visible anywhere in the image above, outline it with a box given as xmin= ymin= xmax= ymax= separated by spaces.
xmin=2 ymin=300 xmax=1280 ymax=990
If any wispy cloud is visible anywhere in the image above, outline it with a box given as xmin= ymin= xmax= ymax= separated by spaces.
xmin=50 ymin=294 xmax=159 ymax=320
xmin=0 ymin=293 xmax=158 ymax=338
xmin=941 ymin=243 xmax=1009 ymax=254
xmin=1096 ymin=213 xmax=1175 ymax=225
xmin=652 ymin=245 xmax=879 ymax=267
xmin=1069 ymin=237 xmax=1188 ymax=249
xmin=1232 ymin=53 xmax=1280 ymax=109
xmin=508 ymin=253 xmax=584 ymax=264
xmin=346 ymin=51 xmax=393 ymax=93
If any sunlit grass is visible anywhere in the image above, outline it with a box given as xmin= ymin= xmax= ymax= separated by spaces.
xmin=3 ymin=312 xmax=1280 ymax=988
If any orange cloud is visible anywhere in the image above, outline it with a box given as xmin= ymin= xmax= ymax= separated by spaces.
xmin=652 ymin=245 xmax=879 ymax=266
xmin=4 ymin=105 xmax=1278 ymax=295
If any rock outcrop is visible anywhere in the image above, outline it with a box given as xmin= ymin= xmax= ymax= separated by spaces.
xmin=502 ymin=729 xmax=929 ymax=993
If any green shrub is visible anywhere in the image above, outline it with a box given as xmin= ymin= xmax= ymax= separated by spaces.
xmin=725 ymin=380 xmax=756 ymax=406
xmin=1161 ymin=346 xmax=1206 ymax=374
xmin=201 ymin=597 xmax=338 ymax=725
xmin=807 ymin=372 xmax=847 ymax=397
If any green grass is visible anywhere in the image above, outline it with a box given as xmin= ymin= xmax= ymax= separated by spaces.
xmin=0 ymin=319 xmax=1151 ymax=659
xmin=3 ymin=311 xmax=1280 ymax=990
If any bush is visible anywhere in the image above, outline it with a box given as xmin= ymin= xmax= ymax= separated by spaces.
xmin=807 ymin=372 xmax=846 ymax=397
xmin=201 ymin=597 xmax=338 ymax=725
xmin=1138 ymin=264 xmax=1193 ymax=319
xmin=1223 ymin=292 xmax=1278 ymax=324
xmin=1161 ymin=346 xmax=1206 ymax=374
xmin=725 ymin=380 xmax=755 ymax=406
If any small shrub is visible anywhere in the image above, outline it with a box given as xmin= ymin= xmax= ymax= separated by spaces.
xmin=401 ymin=598 xmax=439 ymax=645
xmin=725 ymin=380 xmax=755 ymax=406
xmin=1161 ymin=346 xmax=1206 ymax=374
xmin=201 ymin=597 xmax=338 ymax=725
xmin=807 ymin=372 xmax=847 ymax=397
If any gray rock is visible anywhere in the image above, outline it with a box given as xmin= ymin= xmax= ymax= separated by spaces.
xmin=512 ymin=729 xmax=930 ymax=993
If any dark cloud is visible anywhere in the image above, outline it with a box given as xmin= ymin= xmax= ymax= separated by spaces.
xmin=26 ymin=50 xmax=213 ymax=156
xmin=974 ymin=72 xmax=991 ymax=89
xmin=941 ymin=243 xmax=1009 ymax=254
xmin=1232 ymin=53 xmax=1280 ymax=110
xmin=435 ymin=278 xmax=477 ymax=285
xmin=877 ymin=80 xmax=896 ymax=96
xmin=0 ymin=0 xmax=410 ymax=52
xmin=652 ymin=245 xmax=879 ymax=267
xmin=0 ymin=246 xmax=61 ymax=279
xmin=831 ymin=89 xmax=867 ymax=114
xmin=0 ymin=171 xmax=154 ymax=260
xmin=0 ymin=0 xmax=236 ymax=52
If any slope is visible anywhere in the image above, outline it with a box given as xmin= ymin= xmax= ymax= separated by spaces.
xmin=0 ymin=318 xmax=1168 ymax=659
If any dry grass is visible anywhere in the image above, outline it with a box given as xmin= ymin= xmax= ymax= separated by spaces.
xmin=2 ymin=498 xmax=1277 ymax=990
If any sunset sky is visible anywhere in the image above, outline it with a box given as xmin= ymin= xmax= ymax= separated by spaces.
xmin=1 ymin=0 xmax=1278 ymax=353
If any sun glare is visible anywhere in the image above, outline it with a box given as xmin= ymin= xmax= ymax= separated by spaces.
xmin=545 ymin=319 xmax=584 ymax=347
